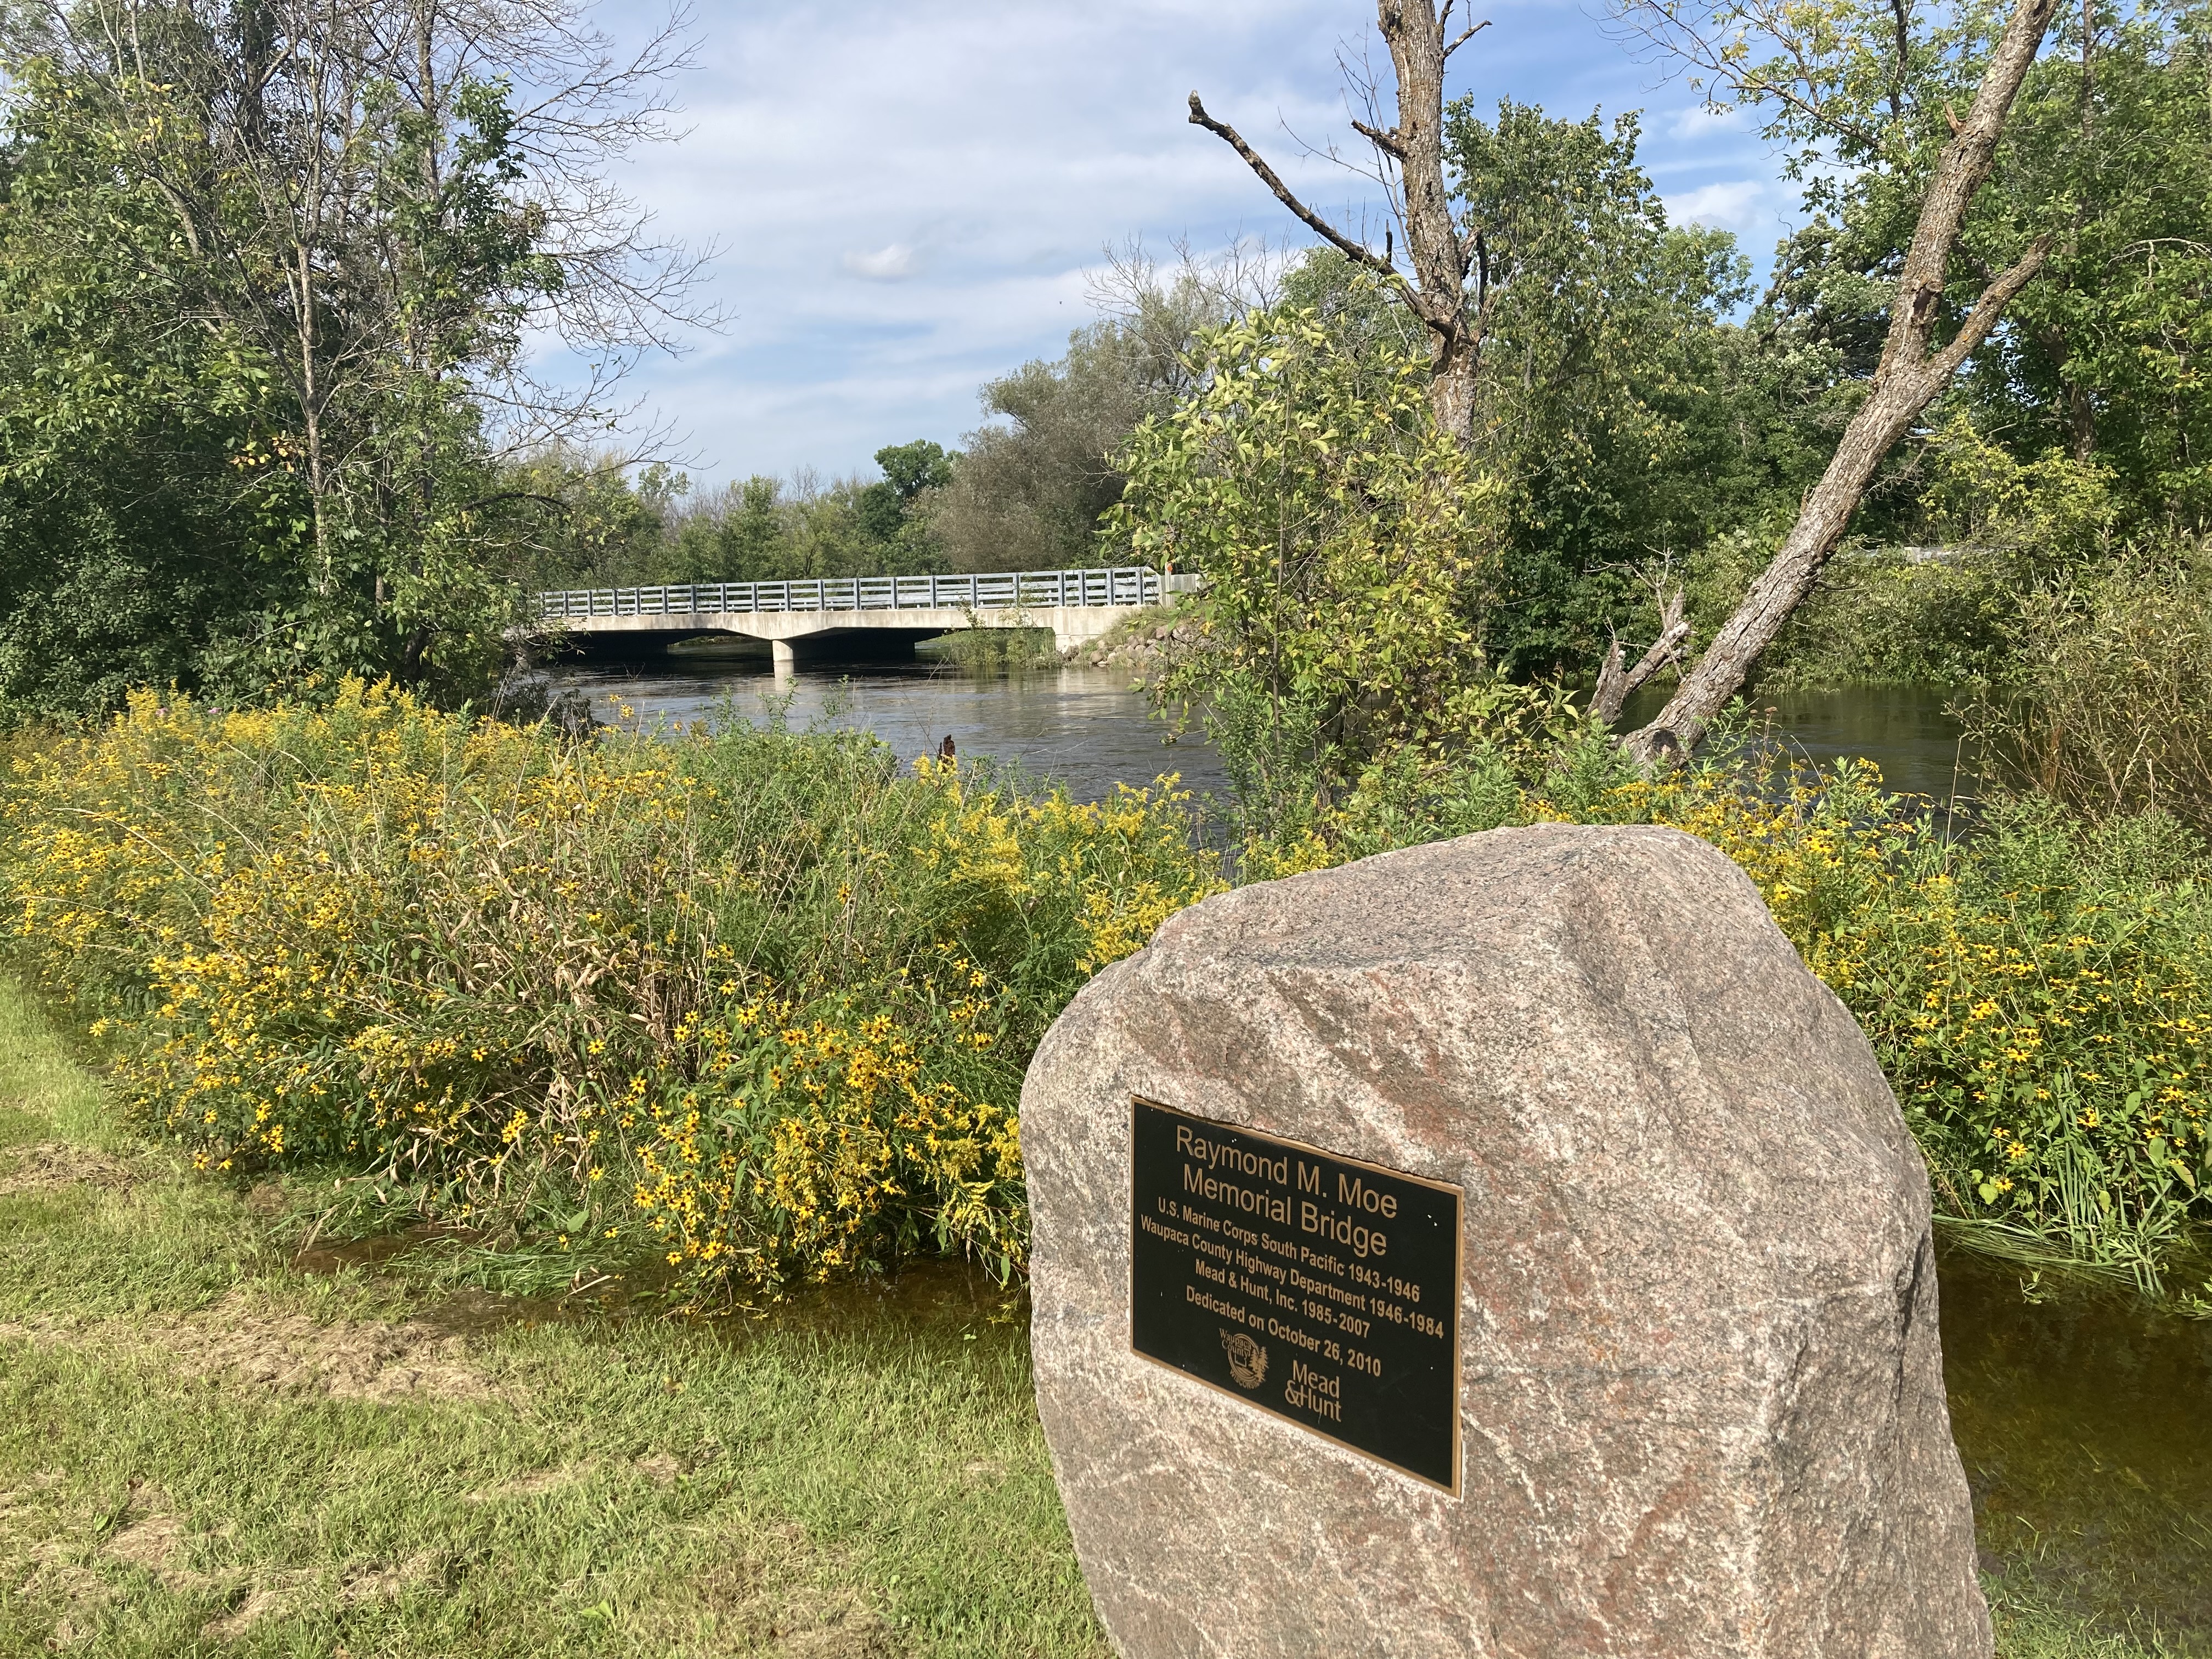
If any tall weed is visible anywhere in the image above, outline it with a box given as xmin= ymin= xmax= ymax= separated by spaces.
xmin=0 ymin=681 xmax=1221 ymax=1298
xmin=1251 ymin=741 xmax=2212 ymax=1291
xmin=7 ymin=679 xmax=2204 ymax=1294
xmin=1961 ymin=542 xmax=2212 ymax=830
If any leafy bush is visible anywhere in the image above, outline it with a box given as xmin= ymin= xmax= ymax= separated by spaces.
xmin=0 ymin=680 xmax=1221 ymax=1298
xmin=1110 ymin=295 xmax=1527 ymax=828
xmin=1686 ymin=414 xmax=2121 ymax=696
xmin=8 ymin=678 xmax=2204 ymax=1294
xmin=1846 ymin=799 xmax=2212 ymax=1287
xmin=1741 ymin=545 xmax=2020 ymax=690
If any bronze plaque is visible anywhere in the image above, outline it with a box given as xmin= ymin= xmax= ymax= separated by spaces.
xmin=1128 ymin=1096 xmax=1462 ymax=1493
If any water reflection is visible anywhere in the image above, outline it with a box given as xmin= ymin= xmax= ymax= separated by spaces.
xmin=1623 ymin=683 xmax=1974 ymax=803
xmin=553 ymin=648 xmax=1231 ymax=806
xmin=1940 ymin=1242 xmax=2212 ymax=1639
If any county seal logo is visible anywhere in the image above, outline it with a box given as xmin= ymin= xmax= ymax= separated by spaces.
xmin=1220 ymin=1329 xmax=1267 ymax=1389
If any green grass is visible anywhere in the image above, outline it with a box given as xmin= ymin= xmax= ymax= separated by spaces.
xmin=0 ymin=978 xmax=1105 ymax=1657
xmin=0 ymin=976 xmax=2192 ymax=1657
xmin=1990 ymin=1571 xmax=2189 ymax=1658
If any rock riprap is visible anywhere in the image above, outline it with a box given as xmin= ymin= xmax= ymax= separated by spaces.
xmin=1024 ymin=822 xmax=1990 ymax=1658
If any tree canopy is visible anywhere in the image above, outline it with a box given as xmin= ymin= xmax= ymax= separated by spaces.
xmin=0 ymin=0 xmax=697 ymax=715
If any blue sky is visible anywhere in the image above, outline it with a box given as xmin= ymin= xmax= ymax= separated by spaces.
xmin=548 ymin=0 xmax=1801 ymax=486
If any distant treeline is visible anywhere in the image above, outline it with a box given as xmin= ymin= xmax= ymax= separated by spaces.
xmin=523 ymin=274 xmax=1212 ymax=592
xmin=0 ymin=0 xmax=2204 ymax=715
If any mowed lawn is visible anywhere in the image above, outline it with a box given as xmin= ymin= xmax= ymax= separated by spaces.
xmin=0 ymin=979 xmax=1103 ymax=1658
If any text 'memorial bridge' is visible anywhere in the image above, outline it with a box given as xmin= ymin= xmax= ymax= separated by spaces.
xmin=535 ymin=567 xmax=1179 ymax=668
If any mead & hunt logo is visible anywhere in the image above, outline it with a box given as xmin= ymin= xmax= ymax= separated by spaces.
xmin=1220 ymin=1329 xmax=1268 ymax=1389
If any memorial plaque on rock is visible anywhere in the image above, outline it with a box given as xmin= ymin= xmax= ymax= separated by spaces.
xmin=1128 ymin=1097 xmax=1460 ymax=1490
xmin=1025 ymin=822 xmax=1994 ymax=1658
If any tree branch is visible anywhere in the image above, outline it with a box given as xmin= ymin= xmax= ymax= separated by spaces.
xmin=1888 ymin=0 xmax=1911 ymax=117
xmin=459 ymin=490 xmax=574 ymax=515
xmin=1925 ymin=234 xmax=2053 ymax=382
xmin=1442 ymin=17 xmax=1492 ymax=58
xmin=1188 ymin=92 xmax=1407 ymax=291
xmin=1350 ymin=117 xmax=1408 ymax=157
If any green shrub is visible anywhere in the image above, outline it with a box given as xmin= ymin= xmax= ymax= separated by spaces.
xmin=8 ymin=676 xmax=2205 ymax=1295
xmin=1247 ymin=740 xmax=2212 ymax=1293
xmin=1846 ymin=798 xmax=2212 ymax=1289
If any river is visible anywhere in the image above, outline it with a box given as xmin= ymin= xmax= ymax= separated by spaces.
xmin=552 ymin=651 xmax=1974 ymax=806
xmin=554 ymin=650 xmax=1233 ymax=803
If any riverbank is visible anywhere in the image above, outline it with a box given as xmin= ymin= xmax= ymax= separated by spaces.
xmin=0 ymin=682 xmax=1226 ymax=1305
xmin=0 ymin=977 xmax=2195 ymax=1655
xmin=7 ymin=681 xmax=2210 ymax=1299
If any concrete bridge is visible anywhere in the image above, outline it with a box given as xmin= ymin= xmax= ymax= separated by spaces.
xmin=537 ymin=566 xmax=1171 ymax=668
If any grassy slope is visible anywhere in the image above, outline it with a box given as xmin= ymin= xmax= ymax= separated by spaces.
xmin=0 ymin=979 xmax=1102 ymax=1657
xmin=0 ymin=975 xmax=2180 ymax=1657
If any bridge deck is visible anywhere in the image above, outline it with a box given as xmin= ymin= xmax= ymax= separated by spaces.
xmin=538 ymin=566 xmax=1161 ymax=620
xmin=534 ymin=567 xmax=1169 ymax=665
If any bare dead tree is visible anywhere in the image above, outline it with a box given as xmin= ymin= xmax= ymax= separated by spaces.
xmin=1612 ymin=0 xmax=2064 ymax=758
xmin=1590 ymin=560 xmax=1691 ymax=724
xmin=1084 ymin=234 xmax=1295 ymax=330
xmin=1187 ymin=1 xmax=1492 ymax=447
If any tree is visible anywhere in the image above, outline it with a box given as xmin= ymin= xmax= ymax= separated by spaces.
xmin=857 ymin=439 xmax=953 ymax=545
xmin=0 ymin=44 xmax=315 ymax=712
xmin=1441 ymin=101 xmax=1757 ymax=687
xmin=1188 ymin=2 xmax=1494 ymax=445
xmin=921 ymin=281 xmax=1221 ymax=571
xmin=509 ymin=451 xmax=681 ymax=590
xmin=716 ymin=476 xmax=791 ymax=577
xmin=0 ymin=0 xmax=703 ymax=709
xmin=1611 ymin=0 xmax=2066 ymax=756
xmin=0 ymin=143 xmax=287 ymax=713
xmin=874 ymin=439 xmax=957 ymax=501
xmin=1111 ymin=294 xmax=1516 ymax=820
xmin=1950 ymin=3 xmax=2212 ymax=527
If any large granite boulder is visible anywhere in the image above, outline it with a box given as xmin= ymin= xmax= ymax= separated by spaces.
xmin=1024 ymin=822 xmax=1989 ymax=1658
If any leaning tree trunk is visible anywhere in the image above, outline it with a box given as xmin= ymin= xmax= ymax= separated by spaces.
xmin=1623 ymin=0 xmax=2063 ymax=760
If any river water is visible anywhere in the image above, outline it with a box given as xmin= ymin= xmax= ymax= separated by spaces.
xmin=555 ymin=651 xmax=1235 ymax=803
xmin=556 ymin=646 xmax=2205 ymax=1640
xmin=552 ymin=651 xmax=1973 ymax=806
xmin=1940 ymin=1244 xmax=2212 ymax=1641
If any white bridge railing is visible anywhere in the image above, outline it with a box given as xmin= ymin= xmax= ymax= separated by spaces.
xmin=538 ymin=566 xmax=1162 ymax=621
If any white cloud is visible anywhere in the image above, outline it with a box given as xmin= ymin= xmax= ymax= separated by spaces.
xmin=1666 ymin=178 xmax=1781 ymax=234
xmin=549 ymin=0 xmax=1792 ymax=480
xmin=1666 ymin=103 xmax=1750 ymax=140
xmin=842 ymin=244 xmax=919 ymax=281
